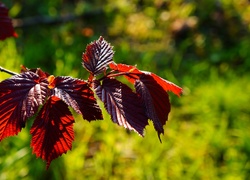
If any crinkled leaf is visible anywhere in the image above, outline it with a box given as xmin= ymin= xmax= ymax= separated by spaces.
xmin=82 ymin=36 xmax=114 ymax=75
xmin=94 ymin=78 xmax=148 ymax=136
xmin=0 ymin=71 xmax=48 ymax=141
xmin=50 ymin=76 xmax=103 ymax=121
xmin=0 ymin=2 xmax=18 ymax=40
xmin=110 ymin=63 xmax=182 ymax=96
xmin=135 ymin=74 xmax=171 ymax=140
xmin=30 ymin=96 xmax=74 ymax=169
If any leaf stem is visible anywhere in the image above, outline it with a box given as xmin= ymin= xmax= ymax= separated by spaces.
xmin=0 ymin=66 xmax=18 ymax=76
xmin=107 ymin=71 xmax=138 ymax=80
xmin=98 ymin=71 xmax=139 ymax=81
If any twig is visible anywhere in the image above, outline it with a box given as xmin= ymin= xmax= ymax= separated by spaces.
xmin=12 ymin=9 xmax=104 ymax=28
xmin=0 ymin=66 xmax=18 ymax=76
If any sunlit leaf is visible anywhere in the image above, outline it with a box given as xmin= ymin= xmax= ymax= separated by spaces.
xmin=30 ymin=96 xmax=74 ymax=169
xmin=109 ymin=62 xmax=141 ymax=83
xmin=94 ymin=78 xmax=148 ymax=135
xmin=82 ymin=36 xmax=114 ymax=75
xmin=110 ymin=63 xmax=182 ymax=96
xmin=0 ymin=71 xmax=48 ymax=141
xmin=0 ymin=2 xmax=18 ymax=40
xmin=50 ymin=76 xmax=103 ymax=121
xmin=109 ymin=62 xmax=141 ymax=75
xmin=142 ymin=71 xmax=182 ymax=97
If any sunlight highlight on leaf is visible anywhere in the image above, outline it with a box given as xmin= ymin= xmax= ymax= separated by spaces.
xmin=30 ymin=96 xmax=75 ymax=169
xmin=0 ymin=71 xmax=48 ymax=141
xmin=142 ymin=71 xmax=182 ymax=97
xmin=110 ymin=63 xmax=182 ymax=96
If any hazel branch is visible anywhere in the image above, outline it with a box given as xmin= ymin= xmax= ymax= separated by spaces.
xmin=0 ymin=66 xmax=18 ymax=76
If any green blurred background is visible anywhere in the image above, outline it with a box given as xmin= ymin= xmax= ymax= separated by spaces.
xmin=0 ymin=0 xmax=250 ymax=179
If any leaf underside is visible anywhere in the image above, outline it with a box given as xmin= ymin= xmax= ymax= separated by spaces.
xmin=94 ymin=78 xmax=149 ymax=136
xmin=0 ymin=2 xmax=18 ymax=40
xmin=135 ymin=74 xmax=171 ymax=139
xmin=51 ymin=76 xmax=103 ymax=121
xmin=0 ymin=71 xmax=48 ymax=141
xmin=30 ymin=96 xmax=75 ymax=169
xmin=82 ymin=36 xmax=114 ymax=75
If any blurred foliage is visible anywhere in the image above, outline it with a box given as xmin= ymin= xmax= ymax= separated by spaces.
xmin=0 ymin=0 xmax=250 ymax=179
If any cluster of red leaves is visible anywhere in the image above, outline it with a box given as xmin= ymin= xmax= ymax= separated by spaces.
xmin=0 ymin=2 xmax=18 ymax=40
xmin=0 ymin=67 xmax=102 ymax=168
xmin=0 ymin=36 xmax=182 ymax=168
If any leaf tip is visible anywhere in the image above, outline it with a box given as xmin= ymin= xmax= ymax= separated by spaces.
xmin=82 ymin=36 xmax=114 ymax=75
xmin=98 ymin=36 xmax=104 ymax=41
xmin=158 ymin=132 xmax=163 ymax=143
xmin=46 ymin=161 xmax=51 ymax=170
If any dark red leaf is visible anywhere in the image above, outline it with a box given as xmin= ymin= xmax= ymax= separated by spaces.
xmin=30 ymin=96 xmax=75 ymax=169
xmin=82 ymin=36 xmax=114 ymax=75
xmin=0 ymin=2 xmax=18 ymax=40
xmin=94 ymin=78 xmax=148 ymax=136
xmin=0 ymin=71 xmax=48 ymax=141
xmin=49 ymin=76 xmax=103 ymax=121
xmin=135 ymin=74 xmax=171 ymax=140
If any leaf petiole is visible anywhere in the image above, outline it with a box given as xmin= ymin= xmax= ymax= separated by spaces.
xmin=98 ymin=71 xmax=138 ymax=81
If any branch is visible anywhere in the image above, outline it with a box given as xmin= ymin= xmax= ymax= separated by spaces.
xmin=12 ymin=9 xmax=104 ymax=28
xmin=0 ymin=66 xmax=18 ymax=75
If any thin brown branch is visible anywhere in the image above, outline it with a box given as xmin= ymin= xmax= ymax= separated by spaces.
xmin=12 ymin=9 xmax=104 ymax=28
xmin=0 ymin=66 xmax=18 ymax=76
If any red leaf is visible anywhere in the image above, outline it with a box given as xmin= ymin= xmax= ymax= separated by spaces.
xmin=142 ymin=71 xmax=182 ymax=97
xmin=50 ymin=76 xmax=103 ymax=121
xmin=30 ymin=96 xmax=74 ymax=169
xmin=135 ymin=74 xmax=171 ymax=140
xmin=94 ymin=78 xmax=148 ymax=136
xmin=21 ymin=66 xmax=50 ymax=79
xmin=0 ymin=71 xmax=48 ymax=141
xmin=110 ymin=63 xmax=182 ymax=140
xmin=82 ymin=36 xmax=114 ymax=75
xmin=109 ymin=62 xmax=141 ymax=83
xmin=110 ymin=63 xmax=182 ymax=96
xmin=109 ymin=62 xmax=141 ymax=74
xmin=0 ymin=2 xmax=18 ymax=40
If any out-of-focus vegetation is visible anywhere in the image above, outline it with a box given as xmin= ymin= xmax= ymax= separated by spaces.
xmin=0 ymin=0 xmax=250 ymax=179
